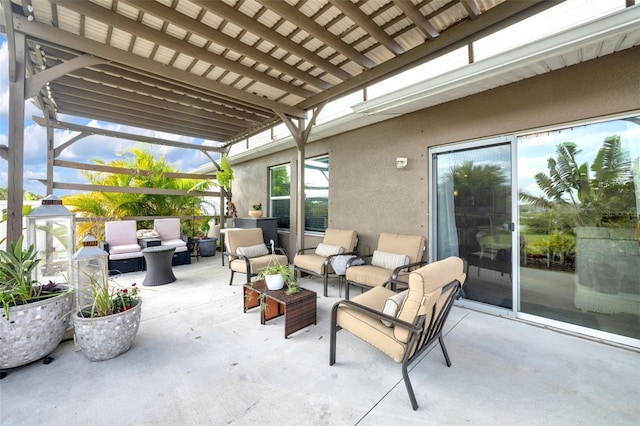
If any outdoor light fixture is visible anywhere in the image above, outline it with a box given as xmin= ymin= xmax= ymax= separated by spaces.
xmin=396 ymin=157 xmax=408 ymax=169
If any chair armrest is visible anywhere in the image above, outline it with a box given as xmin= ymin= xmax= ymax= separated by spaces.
xmin=296 ymin=247 xmax=318 ymax=255
xmin=101 ymin=241 xmax=110 ymax=252
xmin=390 ymin=260 xmax=429 ymax=280
xmin=273 ymin=247 xmax=288 ymax=258
xmin=332 ymin=299 xmax=422 ymax=333
xmin=389 ymin=260 xmax=429 ymax=290
xmin=180 ymin=234 xmax=188 ymax=244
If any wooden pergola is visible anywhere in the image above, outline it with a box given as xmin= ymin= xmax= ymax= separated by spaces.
xmin=0 ymin=0 xmax=559 ymax=247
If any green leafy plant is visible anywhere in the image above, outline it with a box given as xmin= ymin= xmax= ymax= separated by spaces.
xmin=79 ymin=273 xmax=140 ymax=318
xmin=251 ymin=202 xmax=262 ymax=211
xmin=0 ymin=236 xmax=69 ymax=319
xmin=199 ymin=216 xmax=212 ymax=239
xmin=257 ymin=264 xmax=300 ymax=295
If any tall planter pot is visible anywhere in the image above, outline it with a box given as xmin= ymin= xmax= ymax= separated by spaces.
xmin=198 ymin=237 xmax=218 ymax=257
xmin=73 ymin=300 xmax=142 ymax=361
xmin=0 ymin=288 xmax=73 ymax=369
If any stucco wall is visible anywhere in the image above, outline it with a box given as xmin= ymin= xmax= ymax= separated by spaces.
xmin=231 ymin=46 xmax=640 ymax=258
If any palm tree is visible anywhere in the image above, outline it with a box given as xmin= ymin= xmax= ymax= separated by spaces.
xmin=519 ymin=137 xmax=635 ymax=228
xmin=63 ymin=148 xmax=209 ymax=240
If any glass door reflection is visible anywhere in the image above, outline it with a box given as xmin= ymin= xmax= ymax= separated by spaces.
xmin=433 ymin=142 xmax=513 ymax=308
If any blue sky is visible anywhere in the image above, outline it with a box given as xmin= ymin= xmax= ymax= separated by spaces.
xmin=0 ymin=35 xmax=219 ymax=197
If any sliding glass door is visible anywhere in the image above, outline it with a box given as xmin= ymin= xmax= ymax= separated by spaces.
xmin=431 ymin=137 xmax=514 ymax=309
xmin=431 ymin=115 xmax=640 ymax=345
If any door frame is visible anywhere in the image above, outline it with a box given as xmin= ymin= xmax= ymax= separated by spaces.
xmin=429 ymin=135 xmax=519 ymax=318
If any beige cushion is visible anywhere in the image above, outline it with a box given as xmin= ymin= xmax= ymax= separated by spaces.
xmin=394 ymin=257 xmax=465 ymax=343
xmin=237 ymin=244 xmax=269 ymax=258
xmin=225 ymin=228 xmax=264 ymax=254
xmin=293 ymin=254 xmax=330 ymax=275
xmin=230 ymin=254 xmax=289 ymax=274
xmin=377 ymin=233 xmax=425 ymax=264
xmin=315 ymin=243 xmax=344 ymax=257
xmin=323 ymin=229 xmax=358 ymax=252
xmin=345 ymin=264 xmax=394 ymax=288
xmin=336 ymin=286 xmax=408 ymax=363
xmin=371 ymin=250 xmax=409 ymax=270
xmin=381 ymin=290 xmax=408 ymax=327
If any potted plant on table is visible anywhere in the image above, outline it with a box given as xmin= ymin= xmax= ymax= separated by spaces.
xmin=248 ymin=202 xmax=263 ymax=218
xmin=256 ymin=240 xmax=300 ymax=294
xmin=0 ymin=236 xmax=73 ymax=373
xmin=73 ymin=273 xmax=141 ymax=361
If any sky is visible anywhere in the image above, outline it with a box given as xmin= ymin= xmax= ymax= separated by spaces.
xmin=0 ymin=35 xmax=219 ymax=197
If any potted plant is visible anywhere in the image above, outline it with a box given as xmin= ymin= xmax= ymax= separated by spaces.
xmin=0 ymin=236 xmax=73 ymax=372
xmin=196 ymin=216 xmax=218 ymax=257
xmin=257 ymin=263 xmax=300 ymax=294
xmin=73 ymin=274 xmax=141 ymax=361
xmin=248 ymin=202 xmax=263 ymax=218
xmin=256 ymin=241 xmax=300 ymax=294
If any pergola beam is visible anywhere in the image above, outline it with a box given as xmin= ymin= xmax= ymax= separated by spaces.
xmin=32 ymin=181 xmax=220 ymax=197
xmin=13 ymin=14 xmax=306 ymax=118
xmin=32 ymin=117 xmax=226 ymax=153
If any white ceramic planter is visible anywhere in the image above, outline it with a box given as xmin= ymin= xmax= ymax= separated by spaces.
xmin=73 ymin=300 xmax=142 ymax=361
xmin=265 ymin=274 xmax=285 ymax=290
xmin=0 ymin=289 xmax=73 ymax=369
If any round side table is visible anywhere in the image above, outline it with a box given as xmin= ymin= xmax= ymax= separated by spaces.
xmin=142 ymin=246 xmax=176 ymax=286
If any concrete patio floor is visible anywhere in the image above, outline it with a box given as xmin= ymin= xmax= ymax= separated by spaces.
xmin=1 ymin=255 xmax=639 ymax=425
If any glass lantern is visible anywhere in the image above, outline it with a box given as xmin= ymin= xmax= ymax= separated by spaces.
xmin=72 ymin=235 xmax=109 ymax=310
xmin=26 ymin=194 xmax=75 ymax=287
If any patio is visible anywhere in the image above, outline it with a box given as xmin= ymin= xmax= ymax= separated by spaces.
xmin=2 ymin=256 xmax=639 ymax=425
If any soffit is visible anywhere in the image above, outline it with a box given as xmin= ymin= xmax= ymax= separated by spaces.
xmin=2 ymin=0 xmax=556 ymax=147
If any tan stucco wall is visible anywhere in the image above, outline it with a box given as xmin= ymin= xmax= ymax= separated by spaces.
xmin=231 ymin=46 xmax=640 ymax=258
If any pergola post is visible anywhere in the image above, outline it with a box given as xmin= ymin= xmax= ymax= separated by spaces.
xmin=275 ymin=103 xmax=326 ymax=254
xmin=6 ymin=29 xmax=26 ymax=245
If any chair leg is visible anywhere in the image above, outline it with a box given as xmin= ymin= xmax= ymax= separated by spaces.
xmin=323 ymin=273 xmax=329 ymax=297
xmin=329 ymin=303 xmax=340 ymax=365
xmin=438 ymin=335 xmax=452 ymax=367
xmin=345 ymin=281 xmax=350 ymax=300
xmin=228 ymin=270 xmax=235 ymax=286
xmin=402 ymin=361 xmax=419 ymax=411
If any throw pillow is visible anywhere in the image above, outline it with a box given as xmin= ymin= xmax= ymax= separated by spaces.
xmin=236 ymin=244 xmax=269 ymax=258
xmin=371 ymin=250 xmax=409 ymax=270
xmin=315 ymin=243 xmax=344 ymax=257
xmin=381 ymin=290 xmax=408 ymax=327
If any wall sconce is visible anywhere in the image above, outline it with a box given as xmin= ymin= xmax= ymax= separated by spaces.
xmin=396 ymin=157 xmax=408 ymax=169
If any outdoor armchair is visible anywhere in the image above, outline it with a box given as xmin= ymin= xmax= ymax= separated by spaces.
xmin=103 ymin=220 xmax=143 ymax=274
xmin=293 ymin=228 xmax=358 ymax=297
xmin=330 ymin=256 xmax=466 ymax=410
xmin=153 ymin=218 xmax=190 ymax=266
xmin=225 ymin=228 xmax=289 ymax=285
xmin=344 ymin=232 xmax=427 ymax=299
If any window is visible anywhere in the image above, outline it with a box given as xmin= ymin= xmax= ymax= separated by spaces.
xmin=305 ymin=155 xmax=329 ymax=232
xmin=270 ymin=164 xmax=291 ymax=229
xmin=269 ymin=155 xmax=329 ymax=232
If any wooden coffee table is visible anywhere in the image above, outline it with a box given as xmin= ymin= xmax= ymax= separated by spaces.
xmin=243 ymin=280 xmax=317 ymax=338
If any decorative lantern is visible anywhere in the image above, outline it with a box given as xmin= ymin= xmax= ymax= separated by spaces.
xmin=72 ymin=235 xmax=109 ymax=311
xmin=26 ymin=194 xmax=75 ymax=287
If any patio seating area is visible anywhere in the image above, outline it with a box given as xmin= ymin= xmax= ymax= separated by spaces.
xmin=2 ymin=257 xmax=638 ymax=425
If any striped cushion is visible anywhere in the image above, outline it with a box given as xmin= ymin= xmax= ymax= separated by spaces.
xmin=315 ymin=243 xmax=344 ymax=257
xmin=371 ymin=250 xmax=409 ymax=270
xmin=381 ymin=290 xmax=408 ymax=327
xmin=236 ymin=244 xmax=269 ymax=258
